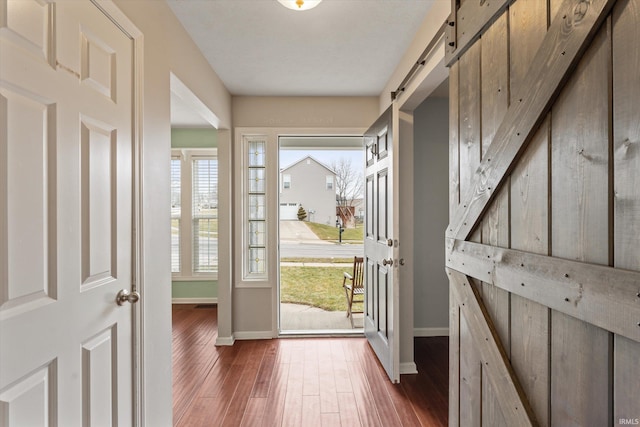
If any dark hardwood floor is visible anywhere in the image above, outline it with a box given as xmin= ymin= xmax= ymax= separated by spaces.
xmin=172 ymin=304 xmax=448 ymax=426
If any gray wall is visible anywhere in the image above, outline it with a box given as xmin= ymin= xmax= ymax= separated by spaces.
xmin=413 ymin=96 xmax=450 ymax=333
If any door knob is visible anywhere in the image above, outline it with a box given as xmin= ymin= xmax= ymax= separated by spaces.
xmin=116 ymin=289 xmax=140 ymax=306
xmin=387 ymin=239 xmax=393 ymax=247
xmin=382 ymin=258 xmax=394 ymax=266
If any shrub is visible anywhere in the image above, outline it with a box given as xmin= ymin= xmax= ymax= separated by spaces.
xmin=297 ymin=205 xmax=307 ymax=221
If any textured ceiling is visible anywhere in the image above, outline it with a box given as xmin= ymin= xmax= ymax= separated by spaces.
xmin=166 ymin=0 xmax=436 ymax=97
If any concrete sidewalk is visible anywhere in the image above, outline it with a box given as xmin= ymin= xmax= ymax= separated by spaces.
xmin=280 ymin=262 xmax=352 ymax=267
xmin=280 ymin=303 xmax=363 ymax=331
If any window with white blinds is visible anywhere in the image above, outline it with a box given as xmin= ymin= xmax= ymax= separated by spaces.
xmin=192 ymin=157 xmax=218 ymax=273
xmin=171 ymin=149 xmax=218 ymax=280
xmin=171 ymin=157 xmax=181 ymax=273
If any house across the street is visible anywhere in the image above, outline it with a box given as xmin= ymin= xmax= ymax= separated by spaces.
xmin=279 ymin=156 xmax=336 ymax=224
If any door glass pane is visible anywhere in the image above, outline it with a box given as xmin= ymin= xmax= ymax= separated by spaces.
xmin=249 ymin=221 xmax=266 ymax=246
xmin=249 ymin=194 xmax=265 ymax=220
xmin=248 ymin=141 xmax=265 ymax=166
xmin=249 ymin=168 xmax=265 ymax=193
xmin=249 ymin=248 xmax=266 ymax=274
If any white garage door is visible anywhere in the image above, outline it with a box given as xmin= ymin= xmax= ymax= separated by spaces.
xmin=279 ymin=203 xmax=299 ymax=220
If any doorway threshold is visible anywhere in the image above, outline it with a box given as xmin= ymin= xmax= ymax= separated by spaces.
xmin=279 ymin=329 xmax=364 ymax=338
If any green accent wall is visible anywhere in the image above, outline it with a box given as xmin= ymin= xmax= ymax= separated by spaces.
xmin=171 ymin=128 xmax=218 ymax=148
xmin=171 ymin=127 xmax=218 ymax=300
xmin=171 ymin=280 xmax=218 ymax=299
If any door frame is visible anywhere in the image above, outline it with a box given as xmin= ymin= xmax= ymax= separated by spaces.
xmin=273 ymin=129 xmax=368 ymax=336
xmin=387 ymin=30 xmax=449 ymax=376
xmin=92 ymin=0 xmax=145 ymax=423
xmin=277 ymin=134 xmax=366 ymax=335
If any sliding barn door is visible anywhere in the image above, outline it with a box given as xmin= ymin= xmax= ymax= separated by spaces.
xmin=0 ymin=1 xmax=139 ymax=425
xmin=446 ymin=0 xmax=640 ymax=425
xmin=363 ymin=107 xmax=400 ymax=382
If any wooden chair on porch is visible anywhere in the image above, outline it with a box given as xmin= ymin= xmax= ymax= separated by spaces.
xmin=342 ymin=256 xmax=364 ymax=328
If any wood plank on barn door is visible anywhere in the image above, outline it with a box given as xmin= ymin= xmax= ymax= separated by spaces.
xmin=449 ymin=61 xmax=460 ymax=220
xmin=479 ymin=11 xmax=510 ymax=427
xmin=457 ymin=39 xmax=482 ymax=427
xmin=448 ymin=60 xmax=461 ymax=427
xmin=550 ymin=19 xmax=612 ymax=427
xmin=458 ymin=40 xmax=481 ymax=213
xmin=612 ymin=0 xmax=640 ymax=421
xmin=459 ymin=310 xmax=481 ymax=427
xmin=449 ymin=285 xmax=461 ymax=427
xmin=508 ymin=1 xmax=551 ymax=425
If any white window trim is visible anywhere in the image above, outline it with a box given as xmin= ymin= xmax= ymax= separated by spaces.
xmin=172 ymin=148 xmax=218 ymax=281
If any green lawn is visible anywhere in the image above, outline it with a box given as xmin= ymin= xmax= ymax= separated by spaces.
xmin=305 ymin=221 xmax=363 ymax=242
xmin=280 ymin=266 xmax=363 ymax=312
xmin=281 ymin=257 xmax=353 ymax=264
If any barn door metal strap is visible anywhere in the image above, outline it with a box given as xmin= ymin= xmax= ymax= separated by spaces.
xmin=445 ymin=0 xmax=510 ymax=65
xmin=446 ymin=0 xmax=617 ymax=242
xmin=448 ymin=269 xmax=537 ymax=427
xmin=446 ymin=239 xmax=640 ymax=343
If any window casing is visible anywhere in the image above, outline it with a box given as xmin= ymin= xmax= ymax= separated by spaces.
xmin=171 ymin=149 xmax=218 ymax=280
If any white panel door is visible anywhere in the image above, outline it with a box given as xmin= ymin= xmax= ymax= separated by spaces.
xmin=0 ymin=1 xmax=137 ymax=425
xmin=363 ymin=107 xmax=400 ymax=382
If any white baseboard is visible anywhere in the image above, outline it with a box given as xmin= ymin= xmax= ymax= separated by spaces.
xmin=400 ymin=362 xmax=418 ymax=375
xmin=171 ymin=297 xmax=218 ymax=304
xmin=215 ymin=335 xmax=235 ymax=346
xmin=413 ymin=327 xmax=449 ymax=337
xmin=234 ymin=330 xmax=274 ymax=340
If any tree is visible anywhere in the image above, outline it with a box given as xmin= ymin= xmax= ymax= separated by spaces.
xmin=330 ymin=157 xmax=363 ymax=207
xmin=297 ymin=205 xmax=307 ymax=221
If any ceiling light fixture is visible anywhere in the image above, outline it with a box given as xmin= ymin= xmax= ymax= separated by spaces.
xmin=277 ymin=0 xmax=322 ymax=11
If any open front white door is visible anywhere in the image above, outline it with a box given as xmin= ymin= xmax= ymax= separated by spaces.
xmin=363 ymin=107 xmax=400 ymax=382
xmin=0 ymin=0 xmax=138 ymax=424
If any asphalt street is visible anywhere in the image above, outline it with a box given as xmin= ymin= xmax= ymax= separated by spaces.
xmin=280 ymin=242 xmax=363 ymax=258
